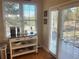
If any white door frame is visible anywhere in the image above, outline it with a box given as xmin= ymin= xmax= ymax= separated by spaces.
xmin=47 ymin=8 xmax=59 ymax=57
xmin=48 ymin=1 xmax=79 ymax=59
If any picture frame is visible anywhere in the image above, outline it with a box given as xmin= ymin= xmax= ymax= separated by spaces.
xmin=44 ymin=10 xmax=48 ymax=17
xmin=44 ymin=19 xmax=47 ymax=24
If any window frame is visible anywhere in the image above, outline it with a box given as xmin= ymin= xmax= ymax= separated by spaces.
xmin=3 ymin=0 xmax=37 ymax=38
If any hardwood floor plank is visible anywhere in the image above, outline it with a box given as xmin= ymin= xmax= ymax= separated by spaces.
xmin=14 ymin=49 xmax=56 ymax=59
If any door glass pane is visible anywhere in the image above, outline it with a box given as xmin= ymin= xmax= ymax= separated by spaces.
xmin=74 ymin=8 xmax=79 ymax=59
xmin=61 ymin=9 xmax=75 ymax=59
xmin=49 ymin=11 xmax=58 ymax=55
xmin=59 ymin=7 xmax=79 ymax=59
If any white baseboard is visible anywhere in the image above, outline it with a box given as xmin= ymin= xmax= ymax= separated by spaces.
xmin=38 ymin=45 xmax=42 ymax=48
xmin=42 ymin=46 xmax=56 ymax=58
xmin=42 ymin=46 xmax=49 ymax=52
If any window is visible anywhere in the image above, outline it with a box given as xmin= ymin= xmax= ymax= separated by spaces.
xmin=4 ymin=1 xmax=20 ymax=38
xmin=3 ymin=1 xmax=37 ymax=38
xmin=23 ymin=4 xmax=37 ymax=36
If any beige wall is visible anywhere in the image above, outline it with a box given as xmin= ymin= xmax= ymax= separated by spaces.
xmin=33 ymin=0 xmax=43 ymax=46
xmin=0 ymin=0 xmax=5 ymax=43
xmin=0 ymin=0 xmax=43 ymax=45
xmin=42 ymin=0 xmax=79 ymax=50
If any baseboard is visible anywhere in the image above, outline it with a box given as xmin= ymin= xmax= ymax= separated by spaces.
xmin=38 ymin=45 xmax=42 ymax=48
xmin=42 ymin=46 xmax=49 ymax=52
xmin=42 ymin=46 xmax=56 ymax=58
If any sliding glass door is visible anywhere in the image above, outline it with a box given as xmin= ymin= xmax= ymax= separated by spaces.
xmin=59 ymin=7 xmax=79 ymax=59
xmin=49 ymin=10 xmax=58 ymax=55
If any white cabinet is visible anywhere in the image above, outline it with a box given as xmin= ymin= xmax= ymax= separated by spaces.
xmin=0 ymin=45 xmax=7 ymax=59
xmin=9 ymin=36 xmax=38 ymax=59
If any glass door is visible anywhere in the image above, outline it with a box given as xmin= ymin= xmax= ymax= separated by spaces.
xmin=49 ymin=10 xmax=58 ymax=55
xmin=59 ymin=7 xmax=79 ymax=59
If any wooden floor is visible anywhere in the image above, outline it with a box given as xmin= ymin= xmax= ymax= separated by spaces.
xmin=14 ymin=49 xmax=56 ymax=59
